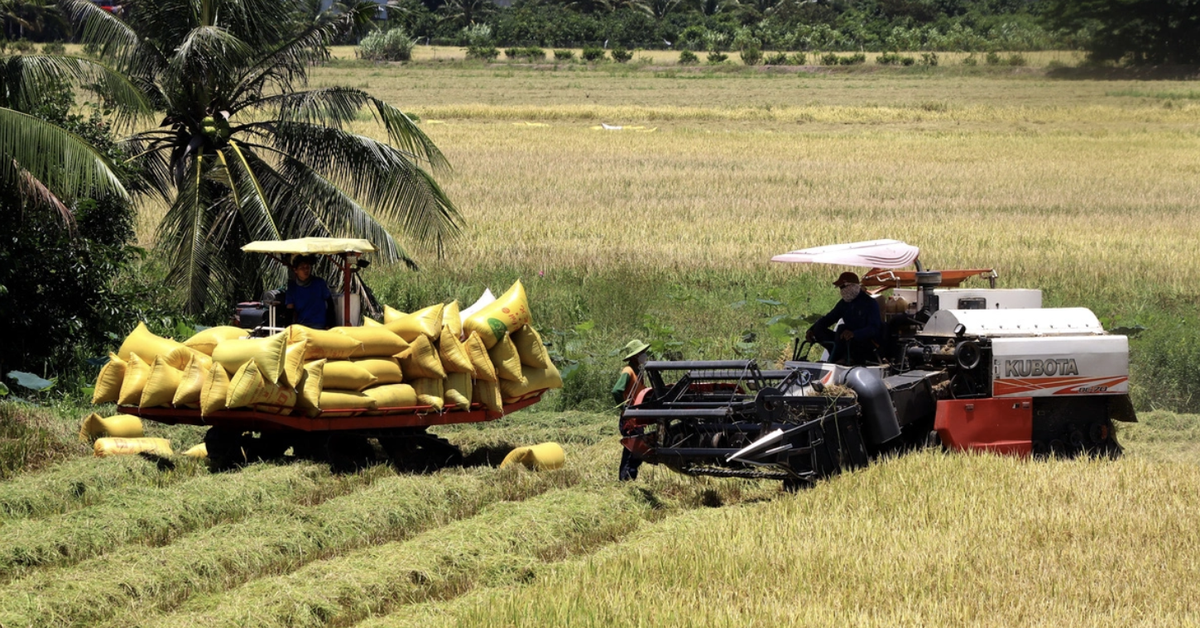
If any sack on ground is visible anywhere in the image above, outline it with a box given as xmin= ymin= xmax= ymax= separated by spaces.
xmin=333 ymin=326 xmax=410 ymax=357
xmin=385 ymin=304 xmax=444 ymax=342
xmin=79 ymin=413 xmax=144 ymax=442
xmin=288 ymin=325 xmax=363 ymax=360
xmin=363 ymin=383 xmax=418 ymax=413
xmin=321 ymin=360 xmax=379 ymax=391
xmin=396 ymin=334 xmax=446 ymax=379
xmin=412 ymin=377 xmax=444 ymax=411
xmin=500 ymin=442 xmax=565 ymax=471
xmin=94 ymin=437 xmax=173 ymax=457
xmin=200 ymin=363 xmax=231 ymax=416
xmin=140 ymin=356 xmax=184 ymax=408
xmin=511 ymin=325 xmax=551 ymax=369
xmin=183 ymin=326 xmax=247 ymax=355
xmin=464 ymin=332 xmax=497 ymax=382
xmin=438 ymin=326 xmax=475 ymax=375
xmin=117 ymin=322 xmax=184 ymax=364
xmin=173 ymin=358 xmax=208 ymax=408
xmin=117 ymin=353 xmax=152 ymax=406
xmin=462 ymin=280 xmax=531 ymax=349
xmin=473 ymin=378 xmax=503 ymax=413
xmin=444 ymin=372 xmax=472 ymax=411
xmin=92 ymin=353 xmax=126 ymax=404
xmin=488 ymin=334 xmax=525 ymax=382
xmin=183 ymin=443 xmax=207 ymax=458
xmin=501 ymin=361 xmax=563 ymax=402
xmin=212 ymin=331 xmax=288 ymax=383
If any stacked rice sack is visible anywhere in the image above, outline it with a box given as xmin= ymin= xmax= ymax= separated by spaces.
xmin=90 ymin=280 xmax=562 ymax=417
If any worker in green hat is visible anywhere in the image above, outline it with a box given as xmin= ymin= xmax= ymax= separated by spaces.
xmin=613 ymin=339 xmax=650 ymax=481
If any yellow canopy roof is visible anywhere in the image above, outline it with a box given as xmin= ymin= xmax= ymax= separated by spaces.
xmin=241 ymin=237 xmax=376 ymax=255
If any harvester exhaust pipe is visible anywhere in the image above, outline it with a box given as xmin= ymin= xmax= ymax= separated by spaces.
xmin=844 ymin=368 xmax=901 ymax=445
xmin=915 ymin=271 xmax=942 ymax=324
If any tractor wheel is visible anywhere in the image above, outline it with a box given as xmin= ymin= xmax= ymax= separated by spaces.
xmin=293 ymin=433 xmax=376 ymax=472
xmin=241 ymin=432 xmax=291 ymax=462
xmin=204 ymin=427 xmax=247 ymax=470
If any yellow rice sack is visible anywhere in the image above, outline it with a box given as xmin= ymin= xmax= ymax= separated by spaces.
xmin=200 ymin=363 xmax=231 ymax=416
xmin=288 ymin=325 xmax=363 ymax=360
xmin=140 ymin=356 xmax=184 ymax=408
xmin=79 ymin=413 xmax=143 ymax=442
xmin=226 ymin=360 xmax=297 ymax=414
xmin=462 ymin=280 xmax=531 ymax=349
xmin=183 ymin=326 xmax=247 ymax=355
xmin=464 ymin=332 xmax=498 ymax=382
xmin=412 ymin=378 xmax=444 ymax=412
xmin=117 ymin=353 xmax=152 ymax=407
xmin=444 ymin=372 xmax=472 ymax=411
xmin=473 ymin=379 xmax=503 ymax=413
xmin=117 ymin=321 xmax=184 ymax=364
xmin=173 ymin=357 xmax=208 ymax=408
xmin=385 ymin=304 xmax=444 ymax=342
xmin=501 ymin=361 xmax=563 ymax=402
xmin=92 ymin=353 xmax=126 ymax=404
xmin=443 ymin=300 xmax=463 ymax=339
xmin=383 ymin=305 xmax=406 ymax=324
xmin=183 ymin=443 xmax=208 ymax=458
xmin=164 ymin=345 xmax=212 ymax=371
xmin=282 ymin=339 xmax=308 ymax=388
xmin=353 ymin=358 xmax=404 ymax=384
xmin=296 ymin=359 xmax=325 ymax=416
xmin=487 ymin=334 xmax=525 ymax=383
xmin=211 ymin=331 xmax=288 ymax=383
xmin=94 ymin=437 xmax=174 ymax=457
xmin=332 ymin=326 xmax=410 ymax=357
xmin=322 ymin=360 xmax=379 ymax=391
xmin=317 ymin=390 xmax=377 ymax=413
xmin=363 ymin=383 xmax=418 ymax=414
xmin=396 ymin=335 xmax=446 ymax=380
xmin=363 ymin=317 xmax=384 ymax=328
xmin=438 ymin=326 xmax=476 ymax=375
xmin=500 ymin=442 xmax=565 ymax=471
xmin=511 ymin=325 xmax=551 ymax=369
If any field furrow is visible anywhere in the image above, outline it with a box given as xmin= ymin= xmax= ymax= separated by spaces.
xmin=0 ymin=456 xmax=206 ymax=524
xmin=0 ymin=462 xmax=382 ymax=579
xmin=138 ymin=487 xmax=651 ymax=628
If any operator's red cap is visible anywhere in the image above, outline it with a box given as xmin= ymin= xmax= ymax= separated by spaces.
xmin=833 ymin=271 xmax=860 ymax=287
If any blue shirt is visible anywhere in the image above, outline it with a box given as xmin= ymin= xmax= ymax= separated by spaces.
xmin=286 ymin=277 xmax=332 ymax=329
xmin=812 ymin=290 xmax=883 ymax=342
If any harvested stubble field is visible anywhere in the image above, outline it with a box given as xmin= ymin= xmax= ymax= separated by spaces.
xmin=8 ymin=57 xmax=1197 ymax=627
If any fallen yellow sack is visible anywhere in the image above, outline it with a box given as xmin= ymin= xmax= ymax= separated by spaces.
xmin=500 ymin=442 xmax=565 ymax=471
xmin=92 ymin=353 xmax=126 ymax=404
xmin=182 ymin=443 xmax=207 ymax=458
xmin=501 ymin=361 xmax=563 ymax=402
xmin=396 ymin=335 xmax=446 ymax=380
xmin=385 ymin=304 xmax=444 ymax=342
xmin=438 ymin=326 xmax=475 ymax=375
xmin=211 ymin=331 xmax=288 ymax=383
xmin=173 ymin=357 xmax=208 ymax=408
xmin=444 ymin=372 xmax=472 ymax=411
xmin=183 ymin=326 xmax=247 ymax=355
xmin=318 ymin=390 xmax=377 ymax=413
xmin=200 ymin=363 xmax=231 ymax=416
xmin=412 ymin=378 xmax=444 ymax=412
xmin=464 ymin=332 xmax=497 ymax=382
xmin=79 ymin=413 xmax=143 ymax=442
xmin=94 ymin=437 xmax=174 ymax=458
xmin=353 ymin=358 xmax=404 ymax=384
xmin=164 ymin=345 xmax=213 ymax=371
xmin=282 ymin=340 xmax=308 ymax=388
xmin=296 ymin=359 xmax=326 ymax=416
xmin=332 ymin=326 xmax=410 ymax=357
xmin=117 ymin=354 xmax=152 ymax=407
xmin=140 ymin=356 xmax=184 ymax=408
xmin=383 ymin=305 xmax=406 ymax=324
xmin=226 ymin=360 xmax=297 ymax=414
xmin=487 ymin=334 xmax=525 ymax=382
xmin=288 ymin=326 xmax=363 ymax=360
xmin=443 ymin=300 xmax=463 ymax=339
xmin=462 ymin=280 xmax=531 ymax=349
xmin=511 ymin=325 xmax=551 ymax=369
xmin=473 ymin=379 xmax=503 ymax=413
xmin=117 ymin=322 xmax=184 ymax=364
xmin=321 ymin=360 xmax=379 ymax=391
xmin=363 ymin=383 xmax=418 ymax=413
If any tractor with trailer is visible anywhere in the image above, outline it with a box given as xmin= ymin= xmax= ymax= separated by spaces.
xmin=620 ymin=240 xmax=1136 ymax=490
xmin=116 ymin=238 xmax=548 ymax=470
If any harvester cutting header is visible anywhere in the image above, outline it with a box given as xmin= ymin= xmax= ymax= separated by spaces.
xmin=621 ymin=240 xmax=1135 ymax=490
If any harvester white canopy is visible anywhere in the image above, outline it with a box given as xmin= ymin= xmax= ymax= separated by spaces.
xmin=241 ymin=237 xmax=376 ymax=255
xmin=770 ymin=239 xmax=919 ymax=269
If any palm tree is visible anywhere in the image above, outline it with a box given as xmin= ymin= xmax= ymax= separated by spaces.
xmin=61 ymin=0 xmax=463 ymax=314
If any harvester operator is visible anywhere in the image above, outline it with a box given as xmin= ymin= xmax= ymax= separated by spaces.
xmin=613 ymin=339 xmax=650 ymax=481
xmin=805 ymin=271 xmax=882 ymax=365
xmin=285 ymin=255 xmax=334 ymax=329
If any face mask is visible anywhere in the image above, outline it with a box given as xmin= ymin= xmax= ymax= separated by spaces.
xmin=840 ymin=284 xmax=861 ymax=302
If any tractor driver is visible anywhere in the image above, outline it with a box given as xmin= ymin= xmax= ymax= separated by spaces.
xmin=804 ymin=271 xmax=882 ymax=365
xmin=285 ymin=255 xmax=334 ymax=329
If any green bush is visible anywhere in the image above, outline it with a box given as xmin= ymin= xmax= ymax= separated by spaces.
xmin=466 ymin=45 xmax=499 ymax=60
xmin=877 ymin=51 xmax=902 ymax=65
xmin=582 ymin=46 xmax=606 ymax=61
xmin=356 ymin=28 xmax=416 ymax=62
xmin=763 ymin=51 xmax=788 ymax=65
xmin=962 ymin=53 xmax=978 ymax=66
xmin=920 ymin=52 xmax=939 ymax=66
xmin=504 ymin=47 xmax=545 ymax=61
xmin=739 ymin=45 xmax=762 ymax=66
xmin=820 ymin=52 xmax=840 ymax=65
xmin=40 ymin=41 xmax=66 ymax=55
xmin=10 ymin=39 xmax=34 ymax=53
xmin=706 ymin=51 xmax=728 ymax=64
xmin=554 ymin=49 xmax=575 ymax=61
xmin=1006 ymin=53 xmax=1027 ymax=66
xmin=678 ymin=49 xmax=699 ymax=65
xmin=901 ymin=55 xmax=915 ymax=66
xmin=610 ymin=46 xmax=632 ymax=63
xmin=985 ymin=50 xmax=1002 ymax=65
xmin=839 ymin=52 xmax=866 ymax=65
xmin=789 ymin=52 xmax=807 ymax=65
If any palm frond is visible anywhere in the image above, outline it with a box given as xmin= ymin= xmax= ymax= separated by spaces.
xmin=369 ymin=96 xmax=450 ymax=172
xmin=218 ymin=141 xmax=282 ymax=243
xmin=0 ymin=106 xmax=128 ymax=202
xmin=229 ymin=13 xmax=341 ymax=104
xmin=156 ymin=153 xmax=228 ymax=313
xmin=58 ymin=0 xmax=167 ymax=79
xmin=10 ymin=54 xmax=152 ymax=128
xmin=167 ymin=25 xmax=255 ymax=95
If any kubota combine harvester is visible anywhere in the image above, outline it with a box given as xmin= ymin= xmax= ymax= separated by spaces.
xmin=620 ymin=240 xmax=1136 ymax=490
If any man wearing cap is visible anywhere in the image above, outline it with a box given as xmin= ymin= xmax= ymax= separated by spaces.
xmin=285 ymin=255 xmax=334 ymax=329
xmin=804 ymin=272 xmax=882 ymax=365
xmin=613 ymin=339 xmax=650 ymax=481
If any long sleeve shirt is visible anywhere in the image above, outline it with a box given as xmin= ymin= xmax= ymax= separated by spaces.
xmin=811 ymin=291 xmax=883 ymax=342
